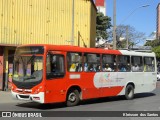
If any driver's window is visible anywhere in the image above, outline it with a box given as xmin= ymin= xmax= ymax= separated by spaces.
xmin=46 ymin=53 xmax=65 ymax=79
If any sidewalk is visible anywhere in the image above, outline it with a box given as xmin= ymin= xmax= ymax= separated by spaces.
xmin=0 ymin=91 xmax=19 ymax=104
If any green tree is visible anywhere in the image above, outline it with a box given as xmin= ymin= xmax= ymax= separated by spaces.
xmin=152 ymin=46 xmax=160 ymax=59
xmin=144 ymin=39 xmax=160 ymax=59
xmin=96 ymin=12 xmax=112 ymax=40
xmin=144 ymin=39 xmax=160 ymax=47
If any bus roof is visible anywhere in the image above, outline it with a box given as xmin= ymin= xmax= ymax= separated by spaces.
xmin=18 ymin=44 xmax=155 ymax=57
xmin=120 ymin=50 xmax=155 ymax=57
xmin=19 ymin=44 xmax=122 ymax=55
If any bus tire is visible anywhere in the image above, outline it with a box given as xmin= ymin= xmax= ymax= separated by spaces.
xmin=125 ymin=84 xmax=134 ymax=100
xmin=66 ymin=89 xmax=80 ymax=107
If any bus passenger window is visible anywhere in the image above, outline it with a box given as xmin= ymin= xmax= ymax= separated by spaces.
xmin=117 ymin=55 xmax=130 ymax=72
xmin=67 ymin=52 xmax=82 ymax=72
xmin=144 ymin=57 xmax=155 ymax=72
xmin=131 ymin=56 xmax=143 ymax=72
xmin=102 ymin=55 xmax=116 ymax=72
xmin=84 ymin=53 xmax=100 ymax=72
xmin=46 ymin=54 xmax=65 ymax=79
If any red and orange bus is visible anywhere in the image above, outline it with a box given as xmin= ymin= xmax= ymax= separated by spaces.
xmin=11 ymin=44 xmax=157 ymax=106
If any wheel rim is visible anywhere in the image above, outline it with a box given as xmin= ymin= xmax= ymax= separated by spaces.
xmin=68 ymin=93 xmax=76 ymax=102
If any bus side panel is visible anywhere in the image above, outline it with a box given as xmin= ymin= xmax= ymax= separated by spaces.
xmin=66 ymin=72 xmax=125 ymax=100
xmin=45 ymin=79 xmax=67 ymax=103
xmin=80 ymin=73 xmax=100 ymax=99
xmin=120 ymin=72 xmax=146 ymax=94
xmin=66 ymin=72 xmax=101 ymax=100
xmin=101 ymin=86 xmax=124 ymax=98
xmin=94 ymin=72 xmax=124 ymax=98
xmin=118 ymin=72 xmax=157 ymax=96
xmin=141 ymin=72 xmax=157 ymax=92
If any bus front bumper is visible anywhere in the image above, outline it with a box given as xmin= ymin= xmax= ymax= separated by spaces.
xmin=11 ymin=90 xmax=45 ymax=103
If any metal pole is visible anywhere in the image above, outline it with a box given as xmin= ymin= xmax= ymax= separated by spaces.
xmin=126 ymin=26 xmax=128 ymax=49
xmin=113 ymin=0 xmax=116 ymax=49
xmin=71 ymin=0 xmax=74 ymax=45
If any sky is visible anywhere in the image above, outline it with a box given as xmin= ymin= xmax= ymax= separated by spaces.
xmin=106 ymin=0 xmax=159 ymax=39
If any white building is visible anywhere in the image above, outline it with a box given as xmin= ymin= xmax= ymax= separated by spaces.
xmin=95 ymin=0 xmax=106 ymax=16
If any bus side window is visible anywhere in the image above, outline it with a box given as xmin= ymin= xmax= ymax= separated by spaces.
xmin=67 ymin=52 xmax=82 ymax=72
xmin=84 ymin=53 xmax=100 ymax=72
xmin=117 ymin=55 xmax=131 ymax=72
xmin=131 ymin=56 xmax=143 ymax=72
xmin=46 ymin=53 xmax=65 ymax=79
xmin=102 ymin=54 xmax=116 ymax=72
xmin=144 ymin=57 xmax=155 ymax=72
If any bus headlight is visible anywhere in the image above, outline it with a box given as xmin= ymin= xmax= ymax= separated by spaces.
xmin=34 ymin=86 xmax=43 ymax=94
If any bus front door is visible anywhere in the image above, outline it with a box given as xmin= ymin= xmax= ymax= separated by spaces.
xmin=45 ymin=51 xmax=67 ymax=103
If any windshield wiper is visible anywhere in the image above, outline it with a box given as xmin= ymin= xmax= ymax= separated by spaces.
xmin=24 ymin=76 xmax=36 ymax=80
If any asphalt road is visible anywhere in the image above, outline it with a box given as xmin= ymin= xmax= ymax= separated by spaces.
xmin=0 ymin=82 xmax=160 ymax=120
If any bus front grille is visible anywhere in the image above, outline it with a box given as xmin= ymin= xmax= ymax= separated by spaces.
xmin=19 ymin=95 xmax=30 ymax=99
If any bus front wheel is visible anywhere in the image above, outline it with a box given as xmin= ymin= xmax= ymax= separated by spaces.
xmin=125 ymin=84 xmax=134 ymax=100
xmin=66 ymin=89 xmax=80 ymax=107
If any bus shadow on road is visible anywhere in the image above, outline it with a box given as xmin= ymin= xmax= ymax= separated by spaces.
xmin=134 ymin=92 xmax=156 ymax=99
xmin=80 ymin=92 xmax=156 ymax=106
xmin=16 ymin=92 xmax=156 ymax=110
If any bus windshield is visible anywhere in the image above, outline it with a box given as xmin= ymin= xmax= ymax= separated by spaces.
xmin=12 ymin=46 xmax=44 ymax=89
xmin=13 ymin=55 xmax=43 ymax=82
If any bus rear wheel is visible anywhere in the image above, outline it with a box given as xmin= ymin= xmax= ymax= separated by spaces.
xmin=125 ymin=84 xmax=134 ymax=100
xmin=66 ymin=89 xmax=80 ymax=107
